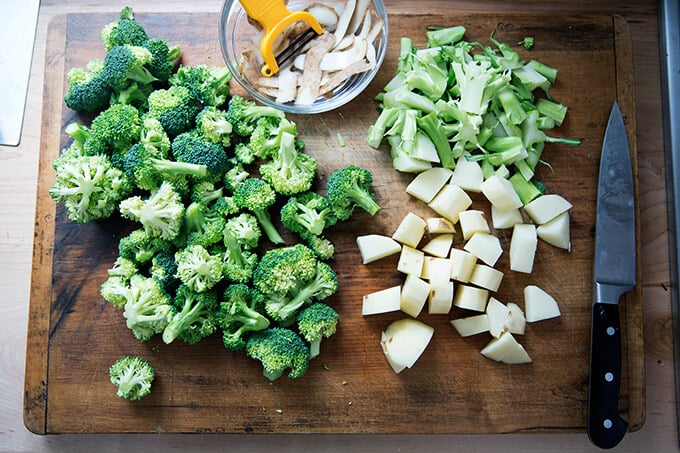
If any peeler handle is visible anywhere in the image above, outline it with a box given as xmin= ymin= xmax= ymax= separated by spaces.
xmin=238 ymin=0 xmax=323 ymax=76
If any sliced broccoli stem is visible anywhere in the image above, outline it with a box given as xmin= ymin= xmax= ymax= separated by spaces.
xmin=417 ymin=112 xmax=456 ymax=168
xmin=253 ymin=209 xmax=284 ymax=244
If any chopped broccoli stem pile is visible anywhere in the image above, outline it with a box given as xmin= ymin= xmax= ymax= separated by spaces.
xmin=52 ymin=7 xmax=383 ymax=389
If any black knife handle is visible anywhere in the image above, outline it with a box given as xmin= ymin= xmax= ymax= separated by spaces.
xmin=587 ymin=302 xmax=627 ymax=449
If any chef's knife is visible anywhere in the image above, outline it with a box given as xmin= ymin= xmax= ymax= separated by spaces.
xmin=587 ymin=102 xmax=636 ymax=449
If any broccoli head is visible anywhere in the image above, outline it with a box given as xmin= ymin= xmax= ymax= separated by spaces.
xmin=122 ymin=274 xmax=173 ymax=341
xmin=147 ymin=85 xmax=201 ymax=137
xmin=119 ymin=181 xmax=185 ymax=240
xmin=143 ymin=38 xmax=181 ymax=83
xmin=297 ymin=302 xmax=339 ymax=358
xmin=89 ymin=103 xmax=142 ymax=154
xmin=226 ymin=95 xmax=286 ymax=137
xmin=170 ymin=64 xmax=232 ymax=108
xmin=162 ymin=284 xmax=218 ymax=344
xmin=171 ymin=130 xmax=230 ymax=181
xmin=139 ymin=116 xmax=171 ymax=158
xmin=174 ymin=244 xmax=224 ymax=293
xmin=245 ymin=327 xmax=311 ymax=381
xmin=190 ymin=180 xmax=224 ymax=205
xmin=64 ymin=59 xmax=112 ymax=112
xmin=224 ymin=212 xmax=261 ymax=249
xmin=103 ymin=44 xmax=158 ymax=92
xmin=109 ymin=355 xmax=155 ymax=400
xmin=217 ymin=284 xmax=270 ymax=351
xmin=101 ymin=7 xmax=149 ymax=51
xmin=180 ymin=200 xmax=227 ymax=248
xmin=253 ymin=243 xmax=317 ymax=295
xmin=150 ymin=251 xmax=180 ymax=294
xmin=259 ymin=130 xmax=317 ymax=196
xmin=49 ymin=153 xmax=133 ymax=223
xmin=101 ymin=274 xmax=132 ymax=309
xmin=232 ymin=178 xmax=284 ymax=244
xmin=248 ymin=117 xmax=298 ymax=160
xmin=325 ymin=165 xmax=380 ymax=220
xmin=280 ymin=191 xmax=337 ymax=237
xmin=196 ymin=106 xmax=232 ymax=147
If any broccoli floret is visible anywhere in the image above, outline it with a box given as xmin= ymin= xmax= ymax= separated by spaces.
xmin=109 ymin=355 xmax=155 ymax=400
xmin=110 ymin=82 xmax=152 ymax=110
xmin=233 ymin=142 xmax=256 ymax=165
xmin=217 ymin=284 xmax=270 ymax=351
xmin=150 ymin=251 xmax=180 ymax=293
xmin=174 ymin=244 xmax=224 ymax=293
xmin=248 ymin=117 xmax=297 ymax=160
xmin=195 ymin=106 xmax=232 ymax=147
xmin=143 ymin=38 xmax=181 ymax=83
xmin=301 ymin=232 xmax=335 ymax=261
xmin=101 ymin=7 xmax=149 ymax=51
xmin=171 ymin=130 xmax=230 ymax=181
xmin=119 ymin=181 xmax=185 ymax=240
xmin=139 ymin=116 xmax=171 ymax=158
xmin=100 ymin=256 xmax=140 ymax=307
xmin=213 ymin=195 xmax=240 ymax=218
xmin=325 ymin=165 xmax=380 ymax=221
xmin=297 ymin=302 xmax=339 ymax=358
xmin=162 ymin=284 xmax=218 ymax=344
xmin=169 ymin=64 xmax=232 ymax=108
xmin=64 ymin=59 xmax=112 ymax=112
xmin=223 ymin=159 xmax=249 ymax=194
xmin=180 ymin=201 xmax=227 ymax=248
xmin=122 ymin=274 xmax=173 ymax=341
xmin=280 ymin=192 xmax=337 ymax=237
xmin=123 ymin=142 xmax=208 ymax=190
xmin=103 ymin=44 xmax=158 ymax=92
xmin=49 ymin=153 xmax=133 ymax=223
xmin=245 ymin=327 xmax=310 ymax=381
xmin=221 ymin=230 xmax=258 ymax=284
xmin=232 ymin=178 xmax=284 ymax=244
xmin=108 ymin=255 xmax=139 ymax=280
xmin=259 ymin=131 xmax=317 ymax=196
xmin=89 ymin=103 xmax=142 ymax=154
xmin=226 ymin=95 xmax=286 ymax=137
xmin=190 ymin=180 xmax=224 ymax=205
xmin=63 ymin=122 xmax=109 ymax=157
xmin=118 ymin=228 xmax=173 ymax=265
xmin=147 ymin=85 xmax=201 ymax=137
xmin=224 ymin=213 xmax=261 ymax=249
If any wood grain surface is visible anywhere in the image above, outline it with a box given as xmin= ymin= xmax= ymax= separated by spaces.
xmin=22 ymin=11 xmax=646 ymax=436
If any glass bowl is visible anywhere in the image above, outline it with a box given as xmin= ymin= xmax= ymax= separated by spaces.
xmin=219 ymin=0 xmax=389 ymax=114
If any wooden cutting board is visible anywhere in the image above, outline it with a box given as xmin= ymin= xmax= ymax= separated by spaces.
xmin=24 ymin=12 xmax=643 ymax=435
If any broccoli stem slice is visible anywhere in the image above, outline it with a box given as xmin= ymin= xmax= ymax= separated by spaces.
xmin=417 ymin=112 xmax=456 ymax=168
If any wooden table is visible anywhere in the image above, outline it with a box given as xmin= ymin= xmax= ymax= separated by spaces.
xmin=1 ymin=0 xmax=673 ymax=450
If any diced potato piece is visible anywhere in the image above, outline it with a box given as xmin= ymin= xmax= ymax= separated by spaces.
xmin=428 ymin=183 xmax=472 ymax=224
xmin=537 ymin=211 xmax=571 ymax=250
xmin=450 ymin=314 xmax=490 ymax=337
xmin=481 ymin=175 xmax=523 ymax=211
xmin=450 ymin=248 xmax=477 ymax=283
xmin=362 ymin=286 xmax=401 ymax=315
xmin=397 ymin=245 xmax=425 ymax=275
xmin=428 ymin=279 xmax=454 ymax=314
xmin=453 ymin=284 xmax=489 ymax=312
xmin=421 ymin=234 xmax=454 ymax=258
xmin=392 ymin=212 xmax=427 ymax=248
xmin=421 ymin=256 xmax=453 ymax=282
xmin=481 ymin=331 xmax=532 ymax=364
xmin=523 ymin=194 xmax=573 ymax=225
xmin=458 ymin=210 xmax=490 ymax=240
xmin=451 ymin=155 xmax=484 ymax=192
xmin=509 ymin=224 xmax=538 ymax=274
xmin=524 ymin=285 xmax=561 ymax=322
xmin=486 ymin=297 xmax=511 ymax=338
xmin=356 ymin=234 xmax=402 ymax=264
xmin=464 ymin=232 xmax=503 ymax=267
xmin=381 ymin=318 xmax=435 ymax=373
xmin=507 ymin=302 xmax=526 ymax=335
xmin=426 ymin=217 xmax=456 ymax=234
xmin=405 ymin=167 xmax=453 ymax=203
xmin=469 ymin=264 xmax=504 ymax=292
xmin=491 ymin=205 xmax=524 ymax=230
xmin=400 ymin=274 xmax=431 ymax=318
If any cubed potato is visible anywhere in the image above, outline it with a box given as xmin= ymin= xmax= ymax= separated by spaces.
xmin=509 ymin=224 xmax=538 ymax=274
xmin=491 ymin=205 xmax=524 ymax=230
xmin=405 ymin=167 xmax=453 ymax=203
xmin=362 ymin=286 xmax=401 ymax=315
xmin=428 ymin=279 xmax=454 ymax=314
xmin=392 ymin=212 xmax=427 ymax=248
xmin=397 ymin=245 xmax=425 ymax=275
xmin=486 ymin=297 xmax=511 ymax=338
xmin=469 ymin=264 xmax=504 ymax=292
xmin=506 ymin=302 xmax=526 ymax=335
xmin=537 ymin=211 xmax=571 ymax=250
xmin=356 ymin=234 xmax=402 ymax=264
xmin=459 ymin=210 xmax=490 ymax=240
xmin=421 ymin=256 xmax=453 ymax=283
xmin=451 ymin=155 xmax=484 ymax=193
xmin=524 ymin=285 xmax=561 ymax=322
xmin=480 ymin=331 xmax=532 ymax=364
xmin=450 ymin=248 xmax=478 ymax=283
xmin=421 ymin=234 xmax=454 ymax=258
xmin=481 ymin=175 xmax=523 ymax=211
xmin=428 ymin=183 xmax=472 ymax=224
xmin=464 ymin=232 xmax=503 ymax=267
xmin=450 ymin=314 xmax=490 ymax=337
xmin=426 ymin=217 xmax=456 ymax=234
xmin=401 ymin=274 xmax=431 ymax=318
xmin=523 ymin=194 xmax=573 ymax=225
xmin=453 ymin=284 xmax=489 ymax=312
xmin=381 ymin=318 xmax=435 ymax=373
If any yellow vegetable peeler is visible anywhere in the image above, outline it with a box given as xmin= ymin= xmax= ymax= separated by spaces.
xmin=238 ymin=0 xmax=324 ymax=77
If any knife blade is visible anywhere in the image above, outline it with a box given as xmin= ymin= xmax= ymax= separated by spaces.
xmin=587 ymin=102 xmax=636 ymax=449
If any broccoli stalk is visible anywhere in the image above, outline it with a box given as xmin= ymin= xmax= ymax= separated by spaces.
xmin=109 ymin=355 xmax=155 ymax=400
xmin=297 ymin=303 xmax=339 ymax=358
xmin=233 ymin=178 xmax=284 ymax=244
xmin=325 ymin=165 xmax=380 ymax=221
xmin=162 ymin=284 xmax=218 ymax=344
xmin=217 ymin=284 xmax=270 ymax=351
xmin=245 ymin=327 xmax=311 ymax=381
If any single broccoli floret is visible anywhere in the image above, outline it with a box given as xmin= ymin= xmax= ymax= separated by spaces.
xmin=213 ymin=195 xmax=240 ymax=218
xmin=224 ymin=212 xmax=261 ymax=249
xmin=110 ymin=82 xmax=152 ymax=110
xmin=245 ymin=327 xmax=310 ymax=381
xmin=109 ymin=355 xmax=155 ymax=400
xmin=301 ymin=232 xmax=335 ymax=261
xmin=217 ymin=283 xmax=270 ymax=351
xmin=169 ymin=64 xmax=232 ymax=108
xmin=146 ymin=85 xmax=201 ymax=137
xmin=232 ymin=178 xmax=284 ymax=244
xmin=122 ymin=274 xmax=173 ymax=341
xmin=107 ymin=255 xmax=139 ymax=280
xmin=190 ymin=180 xmax=224 ymax=205
xmin=233 ymin=142 xmax=256 ymax=165
xmin=63 ymin=122 xmax=110 ymax=157
xmin=150 ymin=251 xmax=180 ymax=293
xmin=226 ymin=95 xmax=286 ymax=137
xmin=103 ymin=44 xmax=158 ymax=92
xmin=118 ymin=228 xmax=173 ymax=265
xmin=162 ymin=284 xmax=218 ymax=344
xmin=297 ymin=302 xmax=339 ymax=358
xmin=64 ymin=59 xmax=112 ymax=112
xmin=49 ymin=153 xmax=133 ymax=223
xmin=143 ymin=38 xmax=181 ymax=83
xmin=248 ymin=117 xmax=298 ymax=160
xmin=100 ymin=256 xmax=140 ymax=307
xmin=259 ymin=131 xmax=317 ymax=196
xmin=280 ymin=192 xmax=337 ymax=237
xmin=180 ymin=201 xmax=227 ymax=248
xmin=223 ymin=159 xmax=249 ymax=194
xmin=221 ymin=229 xmax=258 ymax=284
xmin=253 ymin=244 xmax=317 ymax=295
xmin=119 ymin=181 xmax=185 ymax=240
xmin=174 ymin=244 xmax=224 ymax=293
xmin=171 ymin=130 xmax=230 ymax=181
xmin=101 ymin=7 xmax=149 ymax=51
xmin=139 ymin=116 xmax=171 ymax=158
xmin=89 ymin=103 xmax=142 ymax=154
xmin=325 ymin=165 xmax=380 ymax=221
xmin=123 ymin=142 xmax=208 ymax=190
xmin=195 ymin=106 xmax=232 ymax=147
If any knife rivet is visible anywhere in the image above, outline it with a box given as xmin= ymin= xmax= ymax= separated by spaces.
xmin=604 ymin=419 xmax=613 ymax=429
xmin=605 ymin=372 xmax=614 ymax=382
xmin=606 ymin=326 xmax=615 ymax=336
